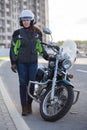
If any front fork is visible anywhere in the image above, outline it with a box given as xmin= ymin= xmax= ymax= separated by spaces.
xmin=51 ymin=58 xmax=59 ymax=101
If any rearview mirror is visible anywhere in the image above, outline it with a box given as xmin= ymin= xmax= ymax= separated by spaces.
xmin=43 ymin=27 xmax=52 ymax=35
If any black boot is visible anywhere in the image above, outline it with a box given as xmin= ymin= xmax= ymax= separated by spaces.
xmin=22 ymin=105 xmax=28 ymax=116
xmin=27 ymin=103 xmax=32 ymax=114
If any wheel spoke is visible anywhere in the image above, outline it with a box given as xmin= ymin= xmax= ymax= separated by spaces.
xmin=43 ymin=87 xmax=68 ymax=116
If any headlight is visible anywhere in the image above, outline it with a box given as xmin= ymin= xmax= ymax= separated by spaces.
xmin=62 ymin=59 xmax=71 ymax=70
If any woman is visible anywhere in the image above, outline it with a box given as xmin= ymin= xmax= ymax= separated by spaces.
xmin=10 ymin=10 xmax=49 ymax=116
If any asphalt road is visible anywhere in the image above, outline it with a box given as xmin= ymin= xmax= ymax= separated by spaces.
xmin=0 ymin=53 xmax=87 ymax=130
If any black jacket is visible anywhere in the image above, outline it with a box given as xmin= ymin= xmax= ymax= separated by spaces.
xmin=10 ymin=27 xmax=49 ymax=65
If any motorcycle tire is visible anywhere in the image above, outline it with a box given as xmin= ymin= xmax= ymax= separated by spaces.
xmin=40 ymin=83 xmax=74 ymax=122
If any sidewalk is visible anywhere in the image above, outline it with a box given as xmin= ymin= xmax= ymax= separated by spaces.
xmin=0 ymin=61 xmax=30 ymax=130
xmin=0 ymin=90 xmax=17 ymax=130
xmin=0 ymin=77 xmax=30 ymax=130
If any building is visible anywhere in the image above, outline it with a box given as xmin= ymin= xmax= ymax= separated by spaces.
xmin=0 ymin=0 xmax=49 ymax=47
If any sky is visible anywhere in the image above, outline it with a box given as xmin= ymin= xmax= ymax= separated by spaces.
xmin=49 ymin=0 xmax=87 ymax=42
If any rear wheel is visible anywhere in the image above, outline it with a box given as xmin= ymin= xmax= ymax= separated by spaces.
xmin=40 ymin=83 xmax=74 ymax=122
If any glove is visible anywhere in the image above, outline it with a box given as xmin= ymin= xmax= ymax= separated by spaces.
xmin=11 ymin=64 xmax=17 ymax=73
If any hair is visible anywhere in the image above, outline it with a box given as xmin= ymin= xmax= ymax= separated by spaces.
xmin=29 ymin=25 xmax=42 ymax=34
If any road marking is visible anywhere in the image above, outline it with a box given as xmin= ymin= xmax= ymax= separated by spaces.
xmin=0 ymin=57 xmax=9 ymax=61
xmin=76 ymin=69 xmax=87 ymax=73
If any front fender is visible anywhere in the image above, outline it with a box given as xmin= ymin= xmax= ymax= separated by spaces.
xmin=57 ymin=80 xmax=74 ymax=88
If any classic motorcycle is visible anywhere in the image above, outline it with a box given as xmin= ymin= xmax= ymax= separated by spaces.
xmin=27 ymin=28 xmax=80 ymax=122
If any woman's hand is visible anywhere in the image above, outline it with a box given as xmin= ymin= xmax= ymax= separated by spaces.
xmin=11 ymin=64 xmax=17 ymax=73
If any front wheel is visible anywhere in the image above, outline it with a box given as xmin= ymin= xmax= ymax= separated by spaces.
xmin=40 ymin=83 xmax=74 ymax=122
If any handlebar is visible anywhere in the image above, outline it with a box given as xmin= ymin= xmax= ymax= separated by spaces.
xmin=42 ymin=42 xmax=60 ymax=52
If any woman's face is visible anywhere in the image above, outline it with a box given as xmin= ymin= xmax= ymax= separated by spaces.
xmin=22 ymin=19 xmax=31 ymax=28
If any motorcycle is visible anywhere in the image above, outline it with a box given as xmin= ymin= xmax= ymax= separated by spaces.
xmin=27 ymin=28 xmax=80 ymax=122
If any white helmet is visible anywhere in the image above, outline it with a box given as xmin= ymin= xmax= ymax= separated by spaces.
xmin=20 ymin=10 xmax=34 ymax=20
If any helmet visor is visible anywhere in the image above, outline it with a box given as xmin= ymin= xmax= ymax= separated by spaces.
xmin=21 ymin=16 xmax=33 ymax=21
